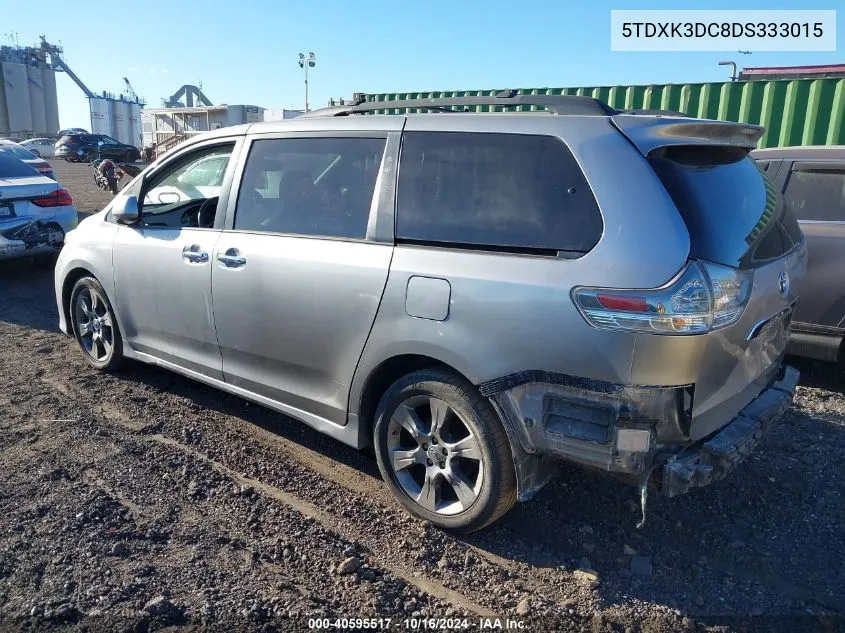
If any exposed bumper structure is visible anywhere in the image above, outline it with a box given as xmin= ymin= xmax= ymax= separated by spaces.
xmin=660 ymin=365 xmax=799 ymax=497
xmin=0 ymin=216 xmax=68 ymax=260
xmin=484 ymin=364 xmax=798 ymax=502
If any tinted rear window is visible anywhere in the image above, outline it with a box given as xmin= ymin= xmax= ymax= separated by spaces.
xmin=0 ymin=151 xmax=38 ymax=177
xmin=1 ymin=144 xmax=35 ymax=160
xmin=396 ymin=132 xmax=603 ymax=254
xmin=649 ymin=146 xmax=801 ymax=269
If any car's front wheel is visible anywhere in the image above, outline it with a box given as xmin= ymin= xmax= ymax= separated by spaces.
xmin=373 ymin=369 xmax=517 ymax=533
xmin=69 ymin=276 xmax=124 ymax=371
xmin=31 ymin=149 xmax=41 ymax=157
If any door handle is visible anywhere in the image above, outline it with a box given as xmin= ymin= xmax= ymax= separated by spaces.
xmin=182 ymin=245 xmax=208 ymax=263
xmin=217 ymin=249 xmax=246 ymax=268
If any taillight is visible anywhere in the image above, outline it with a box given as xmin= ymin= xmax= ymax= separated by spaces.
xmin=32 ymin=188 xmax=73 ymax=207
xmin=572 ymin=261 xmax=752 ymax=335
xmin=35 ymin=164 xmax=53 ymax=176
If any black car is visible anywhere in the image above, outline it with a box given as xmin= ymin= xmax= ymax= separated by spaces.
xmin=55 ymin=134 xmax=140 ymax=163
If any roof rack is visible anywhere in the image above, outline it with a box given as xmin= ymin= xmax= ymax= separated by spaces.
xmin=303 ymin=90 xmax=619 ymax=118
xmin=620 ymin=109 xmax=691 ymax=118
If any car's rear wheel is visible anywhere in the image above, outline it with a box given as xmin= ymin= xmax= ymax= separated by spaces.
xmin=373 ymin=369 xmax=517 ymax=533
xmin=70 ymin=276 xmax=124 ymax=371
xmin=31 ymin=149 xmax=41 ymax=158
xmin=123 ymin=150 xmax=135 ymax=162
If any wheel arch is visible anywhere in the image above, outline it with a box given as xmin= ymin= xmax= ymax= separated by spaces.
xmin=353 ymin=353 xmax=474 ymax=440
xmin=61 ymin=266 xmax=98 ymax=331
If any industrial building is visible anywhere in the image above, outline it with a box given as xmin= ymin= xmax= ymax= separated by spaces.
xmin=263 ymin=108 xmax=305 ymax=121
xmin=140 ymin=105 xmax=263 ymax=158
xmin=0 ymin=42 xmax=60 ymax=139
xmin=1 ymin=38 xmax=144 ymax=146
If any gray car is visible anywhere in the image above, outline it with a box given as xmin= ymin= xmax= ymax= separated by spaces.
xmin=54 ymin=94 xmax=804 ymax=532
xmin=752 ymin=145 xmax=845 ymax=364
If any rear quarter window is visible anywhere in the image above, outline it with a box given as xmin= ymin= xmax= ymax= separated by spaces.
xmin=0 ymin=151 xmax=39 ymax=177
xmin=396 ymin=132 xmax=603 ymax=254
xmin=649 ymin=145 xmax=801 ymax=269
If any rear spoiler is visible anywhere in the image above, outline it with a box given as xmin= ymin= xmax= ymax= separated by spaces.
xmin=611 ymin=115 xmax=764 ymax=155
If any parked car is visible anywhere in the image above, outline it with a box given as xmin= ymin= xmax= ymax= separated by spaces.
xmin=55 ymin=133 xmax=140 ymax=163
xmin=20 ymin=137 xmax=57 ymax=158
xmin=55 ymin=94 xmax=803 ymax=532
xmin=57 ymin=127 xmax=88 ymax=137
xmin=0 ymin=140 xmax=55 ymax=180
xmin=752 ymin=145 xmax=845 ymax=363
xmin=0 ymin=150 xmax=77 ymax=261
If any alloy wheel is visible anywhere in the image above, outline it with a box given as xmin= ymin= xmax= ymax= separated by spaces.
xmin=74 ymin=287 xmax=114 ymax=362
xmin=386 ymin=394 xmax=484 ymax=515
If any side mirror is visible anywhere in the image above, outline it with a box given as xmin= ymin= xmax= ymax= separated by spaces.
xmin=97 ymin=141 xmax=104 ymax=146
xmin=113 ymin=195 xmax=140 ymax=225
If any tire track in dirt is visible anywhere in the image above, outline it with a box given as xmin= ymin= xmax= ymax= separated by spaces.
xmin=32 ymin=375 xmax=501 ymax=620
xmin=50 ymin=366 xmax=844 ymax=615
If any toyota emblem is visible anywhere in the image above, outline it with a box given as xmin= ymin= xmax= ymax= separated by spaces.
xmin=778 ymin=271 xmax=790 ymax=297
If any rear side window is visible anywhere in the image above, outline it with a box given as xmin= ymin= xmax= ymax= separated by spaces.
xmin=396 ymin=132 xmax=603 ymax=254
xmin=649 ymin=146 xmax=801 ymax=269
xmin=0 ymin=151 xmax=37 ymax=177
xmin=783 ymin=167 xmax=845 ymax=222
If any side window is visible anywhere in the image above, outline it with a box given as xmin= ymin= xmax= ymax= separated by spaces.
xmin=102 ymin=137 xmax=118 ymax=145
xmin=784 ymin=167 xmax=845 ymax=222
xmin=141 ymin=144 xmax=234 ymax=220
xmin=233 ymin=137 xmax=386 ymax=239
xmin=396 ymin=132 xmax=603 ymax=253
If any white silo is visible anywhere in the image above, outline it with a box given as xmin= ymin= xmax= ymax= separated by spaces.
xmin=2 ymin=62 xmax=33 ymax=134
xmin=128 ymin=102 xmax=142 ymax=148
xmin=42 ymin=66 xmax=60 ymax=135
xmin=0 ymin=69 xmax=9 ymax=135
xmin=112 ymin=99 xmax=130 ymax=144
xmin=89 ymin=97 xmax=112 ymax=135
xmin=27 ymin=65 xmax=47 ymax=136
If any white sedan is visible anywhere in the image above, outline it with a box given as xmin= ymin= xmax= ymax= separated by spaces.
xmin=0 ymin=150 xmax=78 ymax=261
xmin=20 ymin=137 xmax=56 ymax=158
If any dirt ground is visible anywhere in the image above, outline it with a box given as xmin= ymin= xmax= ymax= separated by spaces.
xmin=0 ymin=159 xmax=843 ymax=632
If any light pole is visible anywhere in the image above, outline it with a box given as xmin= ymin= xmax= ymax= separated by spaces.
xmin=719 ymin=60 xmax=737 ymax=82
xmin=298 ymin=52 xmax=316 ymax=112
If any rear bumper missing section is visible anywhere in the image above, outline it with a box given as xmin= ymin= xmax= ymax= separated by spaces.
xmin=484 ymin=364 xmax=799 ymax=502
xmin=659 ymin=365 xmax=799 ymax=497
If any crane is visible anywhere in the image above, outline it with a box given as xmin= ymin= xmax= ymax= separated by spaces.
xmin=123 ymin=77 xmax=138 ymax=102
xmin=38 ymin=36 xmax=93 ymax=98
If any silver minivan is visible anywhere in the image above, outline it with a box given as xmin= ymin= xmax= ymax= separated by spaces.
xmin=55 ymin=95 xmax=804 ymax=532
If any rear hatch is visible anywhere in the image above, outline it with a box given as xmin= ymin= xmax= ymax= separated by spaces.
xmin=613 ymin=115 xmax=805 ymax=439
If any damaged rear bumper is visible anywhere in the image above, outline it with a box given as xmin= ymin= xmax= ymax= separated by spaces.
xmin=484 ymin=364 xmax=798 ymax=502
xmin=0 ymin=213 xmax=74 ymax=260
xmin=659 ymin=365 xmax=799 ymax=497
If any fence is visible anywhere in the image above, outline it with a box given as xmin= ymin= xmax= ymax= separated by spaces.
xmin=363 ymin=78 xmax=845 ymax=149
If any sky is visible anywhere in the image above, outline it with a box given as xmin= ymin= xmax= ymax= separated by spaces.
xmin=4 ymin=0 xmax=843 ymax=130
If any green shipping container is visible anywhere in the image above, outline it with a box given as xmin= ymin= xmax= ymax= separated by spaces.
xmin=363 ymin=78 xmax=845 ymax=149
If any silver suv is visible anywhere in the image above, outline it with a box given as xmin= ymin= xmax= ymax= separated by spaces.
xmin=55 ymin=94 xmax=805 ymax=532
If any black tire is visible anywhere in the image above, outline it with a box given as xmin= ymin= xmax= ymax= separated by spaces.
xmin=373 ymin=368 xmax=517 ymax=533
xmin=31 ymin=149 xmax=41 ymax=158
xmin=69 ymin=276 xmax=124 ymax=372
xmin=123 ymin=150 xmax=135 ymax=162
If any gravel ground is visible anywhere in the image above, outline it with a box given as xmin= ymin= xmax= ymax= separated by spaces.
xmin=0 ymin=160 xmax=843 ymax=632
